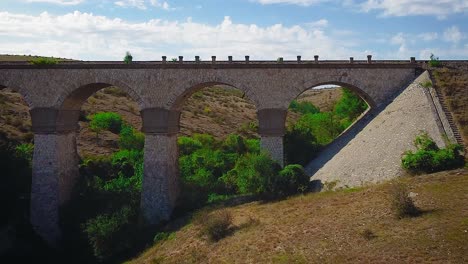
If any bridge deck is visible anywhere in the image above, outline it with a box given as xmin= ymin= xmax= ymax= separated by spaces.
xmin=0 ymin=60 xmax=427 ymax=69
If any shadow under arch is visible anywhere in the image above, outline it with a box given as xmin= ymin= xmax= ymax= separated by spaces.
xmin=169 ymin=81 xmax=259 ymax=112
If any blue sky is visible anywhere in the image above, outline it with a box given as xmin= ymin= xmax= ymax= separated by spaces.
xmin=0 ymin=0 xmax=467 ymax=60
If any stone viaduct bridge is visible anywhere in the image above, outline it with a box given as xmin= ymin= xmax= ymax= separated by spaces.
xmin=0 ymin=57 xmax=423 ymax=244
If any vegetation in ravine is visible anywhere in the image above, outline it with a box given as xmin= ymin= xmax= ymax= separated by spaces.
xmin=0 ymin=86 xmax=369 ymax=262
xmin=285 ymin=88 xmax=368 ymax=165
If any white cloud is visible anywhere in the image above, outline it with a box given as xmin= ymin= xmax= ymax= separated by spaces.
xmin=0 ymin=11 xmax=366 ymax=61
xmin=360 ymin=0 xmax=468 ymax=18
xmin=417 ymin=32 xmax=438 ymax=41
xmin=254 ymin=0 xmax=328 ymax=6
xmin=306 ymin=19 xmax=328 ymax=28
xmin=25 ymin=0 xmax=84 ymax=5
xmin=150 ymin=0 xmax=172 ymax=10
xmin=114 ymin=0 xmax=147 ymax=10
xmin=114 ymin=0 xmax=172 ymax=10
xmin=443 ymin=26 xmax=464 ymax=44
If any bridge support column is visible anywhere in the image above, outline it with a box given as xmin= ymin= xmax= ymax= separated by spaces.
xmin=257 ymin=109 xmax=287 ymax=167
xmin=140 ymin=108 xmax=180 ymax=224
xmin=29 ymin=108 xmax=80 ymax=246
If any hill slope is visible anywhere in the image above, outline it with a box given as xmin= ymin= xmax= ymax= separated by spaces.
xmin=129 ymin=169 xmax=468 ymax=263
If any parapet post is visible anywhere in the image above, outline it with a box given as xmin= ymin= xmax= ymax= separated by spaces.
xmin=367 ymin=55 xmax=372 ymax=64
xmin=195 ymin=56 xmax=200 ymax=63
xmin=314 ymin=55 xmax=319 ymax=63
xmin=228 ymin=56 xmax=233 ymax=63
xmin=245 ymin=55 xmax=250 ymax=64
xmin=297 ymin=55 xmax=302 ymax=63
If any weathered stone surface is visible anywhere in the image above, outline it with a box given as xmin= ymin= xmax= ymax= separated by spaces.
xmin=305 ymin=71 xmax=453 ymax=188
xmin=30 ymin=132 xmax=79 ymax=246
xmin=140 ymin=134 xmax=179 ymax=224
xmin=257 ymin=109 xmax=287 ymax=136
xmin=261 ymin=136 xmax=284 ymax=166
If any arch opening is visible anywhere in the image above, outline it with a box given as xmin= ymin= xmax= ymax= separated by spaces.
xmin=0 ymin=85 xmax=34 ymax=236
xmin=285 ymin=83 xmax=371 ymax=166
xmin=56 ymin=84 xmax=145 ymax=260
xmin=174 ymin=83 xmax=263 ymax=210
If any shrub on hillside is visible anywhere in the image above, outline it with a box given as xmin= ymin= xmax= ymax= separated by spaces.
xmin=178 ymin=136 xmax=203 ymax=156
xmin=428 ymin=53 xmax=441 ymax=67
xmin=334 ymin=88 xmax=368 ymax=126
xmin=119 ymin=125 xmax=144 ymax=150
xmin=390 ymin=182 xmax=420 ymax=218
xmin=401 ymin=132 xmax=464 ymax=174
xmin=274 ymin=164 xmax=309 ymax=196
xmin=88 ymin=112 xmax=123 ymax=136
xmin=224 ymin=152 xmax=281 ymax=195
xmin=83 ymin=206 xmax=137 ymax=260
xmin=284 ymin=122 xmax=321 ymax=165
xmin=195 ymin=209 xmax=233 ymax=242
xmin=289 ymin=100 xmax=320 ymax=115
xmin=15 ymin=143 xmax=34 ymax=165
xmin=29 ymin=57 xmax=58 ymax=65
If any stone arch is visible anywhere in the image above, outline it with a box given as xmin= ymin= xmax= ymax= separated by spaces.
xmin=302 ymin=75 xmax=376 ymax=109
xmin=167 ymin=81 xmax=260 ymax=111
xmin=57 ymin=78 xmax=144 ymax=111
xmin=0 ymin=82 xmax=34 ymax=109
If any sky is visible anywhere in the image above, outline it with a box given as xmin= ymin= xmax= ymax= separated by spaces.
xmin=0 ymin=0 xmax=467 ymax=61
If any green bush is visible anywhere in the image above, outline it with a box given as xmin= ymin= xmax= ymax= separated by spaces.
xmin=88 ymin=112 xmax=123 ymax=136
xmin=428 ymin=53 xmax=441 ymax=67
xmin=15 ymin=143 xmax=34 ymax=165
xmin=274 ymin=164 xmax=309 ymax=196
xmin=289 ymin=100 xmax=320 ymax=115
xmin=83 ymin=206 xmax=136 ymax=260
xmin=226 ymin=152 xmax=281 ymax=195
xmin=119 ymin=125 xmax=145 ymax=150
xmin=222 ymin=134 xmax=247 ymax=154
xmin=334 ymin=88 xmax=368 ymax=123
xmin=29 ymin=57 xmax=58 ymax=65
xmin=178 ymin=136 xmax=203 ymax=156
xmin=401 ymin=132 xmax=464 ymax=174
xmin=124 ymin=51 xmax=133 ymax=64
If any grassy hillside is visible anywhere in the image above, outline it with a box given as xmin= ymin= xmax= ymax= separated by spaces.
xmin=129 ymin=169 xmax=468 ymax=264
xmin=431 ymin=63 xmax=468 ymax=148
xmin=0 ymin=54 xmax=74 ymax=62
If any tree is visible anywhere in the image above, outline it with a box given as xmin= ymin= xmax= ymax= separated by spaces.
xmin=124 ymin=51 xmax=133 ymax=64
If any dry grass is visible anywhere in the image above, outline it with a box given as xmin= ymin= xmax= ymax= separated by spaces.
xmin=129 ymin=169 xmax=468 ymax=264
xmin=431 ymin=63 xmax=468 ymax=148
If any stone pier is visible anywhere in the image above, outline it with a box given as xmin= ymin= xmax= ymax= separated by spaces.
xmin=140 ymin=108 xmax=181 ymax=224
xmin=29 ymin=108 xmax=80 ymax=245
xmin=258 ymin=109 xmax=287 ymax=166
